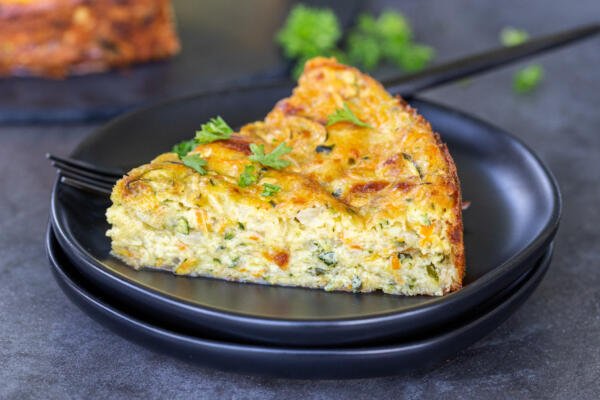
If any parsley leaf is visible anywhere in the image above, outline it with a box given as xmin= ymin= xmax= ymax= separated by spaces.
xmin=238 ymin=164 xmax=258 ymax=188
xmin=513 ymin=64 xmax=544 ymax=93
xmin=346 ymin=11 xmax=434 ymax=73
xmin=276 ymin=4 xmax=352 ymax=80
xmin=261 ymin=183 xmax=281 ymax=197
xmin=389 ymin=43 xmax=435 ymax=72
xmin=498 ymin=27 xmax=544 ymax=94
xmin=500 ymin=27 xmax=529 ymax=47
xmin=347 ymin=32 xmax=381 ymax=71
xmin=181 ymin=154 xmax=208 ymax=175
xmin=276 ymin=6 xmax=435 ymax=78
xmin=327 ymin=102 xmax=373 ymax=128
xmin=249 ymin=142 xmax=292 ymax=170
xmin=172 ymin=139 xmax=196 ymax=158
xmin=276 ymin=4 xmax=341 ymax=60
xmin=172 ymin=115 xmax=233 ymax=159
xmin=195 ymin=116 xmax=233 ymax=144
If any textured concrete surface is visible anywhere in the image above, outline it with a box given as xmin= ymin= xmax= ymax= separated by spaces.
xmin=1 ymin=0 xmax=599 ymax=399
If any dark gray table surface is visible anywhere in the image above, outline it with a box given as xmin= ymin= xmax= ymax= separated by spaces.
xmin=1 ymin=0 xmax=598 ymax=398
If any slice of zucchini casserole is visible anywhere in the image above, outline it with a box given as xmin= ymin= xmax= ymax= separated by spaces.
xmin=106 ymin=57 xmax=465 ymax=296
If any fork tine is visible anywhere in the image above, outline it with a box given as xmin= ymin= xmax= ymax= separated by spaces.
xmin=60 ymin=176 xmax=112 ymax=195
xmin=46 ymin=153 xmax=124 ymax=178
xmin=58 ymin=170 xmax=114 ymax=192
xmin=51 ymin=160 xmax=118 ymax=184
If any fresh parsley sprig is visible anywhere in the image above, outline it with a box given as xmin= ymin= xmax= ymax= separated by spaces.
xmin=327 ymin=102 xmax=373 ymax=128
xmin=238 ymin=164 xmax=258 ymax=188
xmin=171 ymin=115 xmax=234 ymax=175
xmin=261 ymin=183 xmax=282 ymax=197
xmin=249 ymin=142 xmax=292 ymax=170
xmin=195 ymin=116 xmax=233 ymax=144
xmin=181 ymin=154 xmax=208 ymax=175
xmin=172 ymin=139 xmax=197 ymax=158
xmin=276 ymin=6 xmax=435 ymax=78
xmin=276 ymin=5 xmax=341 ymax=61
xmin=347 ymin=11 xmax=434 ymax=73
xmin=172 ymin=116 xmax=233 ymax=158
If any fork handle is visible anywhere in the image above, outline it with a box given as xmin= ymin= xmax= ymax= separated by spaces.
xmin=385 ymin=23 xmax=600 ymax=96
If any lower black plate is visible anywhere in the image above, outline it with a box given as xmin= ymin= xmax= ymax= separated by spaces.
xmin=47 ymin=227 xmax=553 ymax=379
xmin=51 ymin=94 xmax=561 ymax=346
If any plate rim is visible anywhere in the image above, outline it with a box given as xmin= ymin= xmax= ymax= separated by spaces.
xmin=46 ymin=225 xmax=554 ymax=378
xmin=48 ymin=226 xmax=554 ymax=352
xmin=51 ymin=212 xmax=555 ymax=328
xmin=51 ymin=93 xmax=561 ymax=324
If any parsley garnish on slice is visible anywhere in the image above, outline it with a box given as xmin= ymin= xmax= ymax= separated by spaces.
xmin=238 ymin=164 xmax=258 ymax=188
xmin=181 ymin=154 xmax=208 ymax=175
xmin=195 ymin=116 xmax=233 ymax=144
xmin=327 ymin=102 xmax=373 ymax=128
xmin=249 ymin=143 xmax=292 ymax=170
xmin=171 ymin=115 xmax=235 ymax=175
xmin=261 ymin=183 xmax=281 ymax=197
xmin=172 ymin=139 xmax=197 ymax=158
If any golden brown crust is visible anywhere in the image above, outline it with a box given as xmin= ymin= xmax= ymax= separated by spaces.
xmin=0 ymin=0 xmax=180 ymax=77
xmin=391 ymin=95 xmax=465 ymax=291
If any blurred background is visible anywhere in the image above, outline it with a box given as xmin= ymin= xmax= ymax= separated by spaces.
xmin=0 ymin=0 xmax=597 ymax=122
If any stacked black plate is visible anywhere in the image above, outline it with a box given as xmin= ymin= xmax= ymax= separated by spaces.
xmin=47 ymin=85 xmax=561 ymax=379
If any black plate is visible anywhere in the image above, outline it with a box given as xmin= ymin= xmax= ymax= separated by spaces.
xmin=0 ymin=0 xmax=361 ymax=123
xmin=47 ymin=226 xmax=554 ymax=379
xmin=50 ymin=91 xmax=561 ymax=346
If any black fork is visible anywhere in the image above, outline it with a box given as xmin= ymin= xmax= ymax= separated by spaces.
xmin=47 ymin=154 xmax=124 ymax=195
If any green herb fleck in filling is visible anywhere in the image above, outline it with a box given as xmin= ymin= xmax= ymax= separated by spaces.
xmin=351 ymin=275 xmax=363 ymax=292
xmin=261 ymin=183 xmax=282 ymax=197
xmin=318 ymin=251 xmax=337 ymax=266
xmin=427 ymin=264 xmax=439 ymax=282
xmin=175 ymin=218 xmax=189 ymax=235
xmin=224 ymin=232 xmax=235 ymax=240
xmin=229 ymin=257 xmax=241 ymax=268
